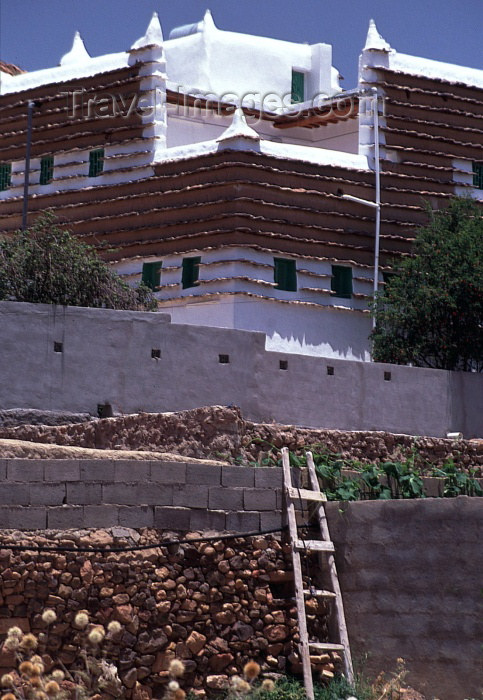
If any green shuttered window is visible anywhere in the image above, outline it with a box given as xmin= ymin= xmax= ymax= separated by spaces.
xmin=473 ymin=163 xmax=483 ymax=190
xmin=141 ymin=261 xmax=162 ymax=290
xmin=274 ymin=258 xmax=297 ymax=292
xmin=291 ymin=70 xmax=305 ymax=103
xmin=182 ymin=257 xmax=201 ymax=289
xmin=40 ymin=156 xmax=54 ymax=185
xmin=0 ymin=163 xmax=12 ymax=191
xmin=331 ymin=265 xmax=352 ymax=299
xmin=89 ymin=149 xmax=104 ymax=177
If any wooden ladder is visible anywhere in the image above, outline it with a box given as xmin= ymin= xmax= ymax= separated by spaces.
xmin=282 ymin=447 xmax=354 ymax=699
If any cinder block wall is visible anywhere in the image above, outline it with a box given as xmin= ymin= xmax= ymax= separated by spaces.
xmin=0 ymin=459 xmax=284 ymax=531
xmin=1 ymin=301 xmax=482 ymax=437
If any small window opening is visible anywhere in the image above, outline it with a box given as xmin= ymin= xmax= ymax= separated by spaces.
xmin=291 ymin=70 xmax=305 ymax=103
xmin=327 ymin=366 xmax=334 ymax=376
xmin=472 ymin=163 xmax=483 ymax=190
xmin=53 ymin=341 xmax=63 ymax=353
xmin=219 ymin=354 xmax=230 ymax=364
xmin=279 ymin=360 xmax=288 ymax=370
xmin=88 ymin=148 xmax=104 ymax=177
xmin=151 ymin=348 xmax=161 ymax=359
xmin=182 ymin=256 xmax=201 ymax=289
xmin=274 ymin=258 xmax=297 ymax=292
xmin=384 ymin=371 xmax=392 ymax=381
xmin=0 ymin=163 xmax=12 ymax=191
xmin=97 ymin=403 xmax=113 ymax=418
xmin=142 ymin=261 xmax=162 ymax=290
xmin=40 ymin=155 xmax=54 ymax=185
xmin=331 ymin=265 xmax=352 ymax=299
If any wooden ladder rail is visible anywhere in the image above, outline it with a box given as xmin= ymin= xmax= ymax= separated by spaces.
xmin=282 ymin=447 xmax=315 ymax=700
xmin=282 ymin=447 xmax=354 ymax=699
xmin=306 ymin=451 xmax=354 ymax=685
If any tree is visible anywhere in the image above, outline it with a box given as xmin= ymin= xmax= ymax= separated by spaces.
xmin=0 ymin=212 xmax=157 ymax=310
xmin=371 ymin=197 xmax=482 ymax=371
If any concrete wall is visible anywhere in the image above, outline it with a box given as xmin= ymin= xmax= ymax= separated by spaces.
xmin=1 ymin=301 xmax=482 ymax=437
xmin=326 ymin=497 xmax=483 ymax=700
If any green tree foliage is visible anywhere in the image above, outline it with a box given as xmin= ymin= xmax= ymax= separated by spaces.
xmin=0 ymin=212 xmax=157 ymax=310
xmin=371 ymin=197 xmax=482 ymax=371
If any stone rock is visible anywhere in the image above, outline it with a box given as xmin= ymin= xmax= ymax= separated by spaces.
xmin=206 ymin=675 xmax=229 ymax=690
xmin=265 ymin=624 xmax=289 ymax=642
xmin=186 ymin=630 xmax=206 ymax=655
xmin=137 ymin=630 xmax=168 ymax=654
xmin=209 ymin=653 xmax=234 ymax=673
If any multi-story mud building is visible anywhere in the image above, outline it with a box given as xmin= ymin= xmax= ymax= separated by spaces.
xmin=1 ymin=12 xmax=482 ymax=360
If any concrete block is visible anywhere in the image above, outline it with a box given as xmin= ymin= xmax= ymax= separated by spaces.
xmin=0 ymin=460 xmax=6 ymax=480
xmin=47 ymin=506 xmax=85 ymax=529
xmin=66 ymin=482 xmax=102 ymax=505
xmin=154 ymin=507 xmax=191 ymax=530
xmin=114 ymin=461 xmax=150 ymax=482
xmin=190 ymin=509 xmax=226 ymax=531
xmin=276 ymin=489 xmax=285 ymax=510
xmin=119 ymin=506 xmax=154 ymax=528
xmin=43 ymin=460 xmax=80 ymax=482
xmin=221 ymin=467 xmax=255 ymax=488
xmin=0 ymin=506 xmax=47 ymax=529
xmin=136 ymin=483 xmax=173 ymax=506
xmin=260 ymin=511 xmax=284 ymax=531
xmin=102 ymin=484 xmax=138 ymax=505
xmin=30 ymin=483 xmax=65 ymax=506
xmin=80 ymin=460 xmax=115 ymax=482
xmin=186 ymin=463 xmax=221 ymax=486
xmin=226 ymin=511 xmax=260 ymax=532
xmin=254 ymin=467 xmax=283 ymax=488
xmin=209 ymin=487 xmax=244 ymax=511
xmin=243 ymin=488 xmax=277 ymax=511
xmin=150 ymin=461 xmax=187 ymax=484
xmin=84 ymin=505 xmax=120 ymax=528
xmin=7 ymin=460 xmax=44 ymax=482
xmin=172 ymin=485 xmax=209 ymax=508
xmin=0 ymin=483 xmax=30 ymax=505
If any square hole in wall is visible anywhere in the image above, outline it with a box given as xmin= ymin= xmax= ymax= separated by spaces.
xmin=53 ymin=341 xmax=63 ymax=353
xmin=327 ymin=366 xmax=334 ymax=376
xmin=97 ymin=403 xmax=113 ymax=419
xmin=151 ymin=348 xmax=161 ymax=359
xmin=219 ymin=354 xmax=230 ymax=364
xmin=384 ymin=371 xmax=392 ymax=381
xmin=279 ymin=360 xmax=288 ymax=370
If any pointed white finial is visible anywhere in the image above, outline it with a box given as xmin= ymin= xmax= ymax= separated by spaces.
xmin=202 ymin=9 xmax=217 ymax=32
xmin=131 ymin=12 xmax=164 ymax=50
xmin=217 ymin=108 xmax=260 ymax=143
xmin=364 ymin=19 xmax=391 ymax=51
xmin=60 ymin=31 xmax=91 ymax=66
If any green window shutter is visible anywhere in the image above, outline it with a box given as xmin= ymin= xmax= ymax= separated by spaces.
xmin=331 ymin=265 xmax=352 ymax=299
xmin=472 ymin=162 xmax=483 ymax=189
xmin=141 ymin=261 xmax=162 ymax=290
xmin=0 ymin=163 xmax=12 ymax=191
xmin=274 ymin=258 xmax=297 ymax=292
xmin=89 ymin=149 xmax=104 ymax=177
xmin=182 ymin=256 xmax=201 ymax=289
xmin=291 ymin=70 xmax=305 ymax=103
xmin=40 ymin=156 xmax=54 ymax=185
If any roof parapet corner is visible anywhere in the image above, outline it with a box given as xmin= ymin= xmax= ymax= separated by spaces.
xmin=216 ymin=108 xmax=260 ymax=143
xmin=363 ymin=19 xmax=391 ymax=52
xmin=202 ymin=9 xmax=217 ymax=32
xmin=59 ymin=31 xmax=91 ymax=66
xmin=131 ymin=12 xmax=164 ymax=51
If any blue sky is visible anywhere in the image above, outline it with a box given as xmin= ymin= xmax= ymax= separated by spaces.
xmin=1 ymin=0 xmax=481 ymax=89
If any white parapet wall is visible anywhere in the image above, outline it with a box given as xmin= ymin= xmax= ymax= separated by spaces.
xmin=0 ymin=302 xmax=482 ymax=438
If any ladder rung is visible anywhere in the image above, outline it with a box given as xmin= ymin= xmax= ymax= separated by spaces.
xmin=287 ymin=486 xmax=326 ymax=502
xmin=303 ymin=589 xmax=336 ymax=598
xmin=295 ymin=539 xmax=335 ymax=552
xmin=309 ymin=642 xmax=345 ymax=651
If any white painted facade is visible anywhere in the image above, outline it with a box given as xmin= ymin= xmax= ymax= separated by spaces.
xmin=1 ymin=13 xmax=482 ymax=361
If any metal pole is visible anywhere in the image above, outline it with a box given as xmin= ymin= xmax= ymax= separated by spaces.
xmin=22 ymin=100 xmax=35 ymax=230
xmin=372 ymin=88 xmax=381 ymax=329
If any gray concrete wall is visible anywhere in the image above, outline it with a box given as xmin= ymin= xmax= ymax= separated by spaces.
xmin=1 ymin=301 xmax=482 ymax=437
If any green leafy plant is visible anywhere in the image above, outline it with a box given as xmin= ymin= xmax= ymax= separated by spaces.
xmin=433 ymin=459 xmax=483 ymax=497
xmin=0 ymin=211 xmax=157 ymax=310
